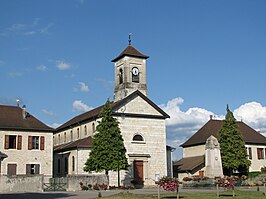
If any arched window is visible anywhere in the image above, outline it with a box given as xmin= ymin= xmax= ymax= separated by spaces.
xmin=84 ymin=125 xmax=87 ymax=136
xmin=77 ymin=128 xmax=80 ymax=139
xmin=72 ymin=156 xmax=75 ymax=172
xmin=64 ymin=132 xmax=66 ymax=143
xmin=58 ymin=134 xmax=61 ymax=144
xmin=70 ymin=130 xmax=73 ymax=141
xmin=133 ymin=134 xmax=144 ymax=141
xmin=119 ymin=68 xmax=123 ymax=84
xmin=92 ymin=123 xmax=95 ymax=133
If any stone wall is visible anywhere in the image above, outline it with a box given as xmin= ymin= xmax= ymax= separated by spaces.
xmin=66 ymin=174 xmax=108 ymax=191
xmin=0 ymin=175 xmax=43 ymax=192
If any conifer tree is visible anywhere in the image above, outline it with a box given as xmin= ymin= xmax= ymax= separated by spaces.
xmin=84 ymin=99 xmax=129 ymax=179
xmin=218 ymin=105 xmax=251 ymax=176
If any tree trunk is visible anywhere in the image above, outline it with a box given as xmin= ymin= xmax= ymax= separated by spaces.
xmin=105 ymin=170 xmax=109 ymax=189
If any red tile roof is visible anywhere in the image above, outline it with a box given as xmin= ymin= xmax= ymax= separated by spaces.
xmin=112 ymin=45 xmax=149 ymax=62
xmin=181 ymin=119 xmax=266 ymax=147
xmin=56 ymin=90 xmax=169 ymax=132
xmin=54 ymin=136 xmax=93 ymax=152
xmin=173 ymin=155 xmax=205 ymax=172
xmin=0 ymin=105 xmax=53 ymax=132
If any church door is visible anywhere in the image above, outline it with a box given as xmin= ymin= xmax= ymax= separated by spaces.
xmin=134 ymin=160 xmax=144 ymax=183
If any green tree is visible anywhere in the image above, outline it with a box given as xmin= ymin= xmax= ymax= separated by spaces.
xmin=84 ymin=99 xmax=129 ymax=182
xmin=218 ymin=105 xmax=251 ymax=176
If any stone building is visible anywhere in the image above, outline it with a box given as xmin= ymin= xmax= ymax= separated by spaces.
xmin=53 ymin=42 xmax=170 ymax=187
xmin=174 ymin=117 xmax=266 ymax=179
xmin=0 ymin=105 xmax=54 ymax=179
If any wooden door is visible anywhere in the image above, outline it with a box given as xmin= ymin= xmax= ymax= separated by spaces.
xmin=134 ymin=160 xmax=143 ymax=182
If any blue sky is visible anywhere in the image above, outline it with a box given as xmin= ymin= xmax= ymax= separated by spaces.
xmin=1 ymin=0 xmax=266 ymax=159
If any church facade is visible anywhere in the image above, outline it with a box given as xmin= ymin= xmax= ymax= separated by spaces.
xmin=53 ymin=42 xmax=170 ymax=186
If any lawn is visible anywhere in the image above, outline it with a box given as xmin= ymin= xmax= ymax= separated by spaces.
xmin=102 ymin=190 xmax=266 ymax=199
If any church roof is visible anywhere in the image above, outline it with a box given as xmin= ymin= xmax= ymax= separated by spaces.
xmin=0 ymin=105 xmax=53 ymax=132
xmin=56 ymin=90 xmax=169 ymax=132
xmin=173 ymin=155 xmax=205 ymax=173
xmin=181 ymin=119 xmax=266 ymax=148
xmin=112 ymin=45 xmax=149 ymax=62
xmin=54 ymin=136 xmax=93 ymax=152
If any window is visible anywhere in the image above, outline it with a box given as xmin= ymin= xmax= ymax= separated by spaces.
xmin=133 ymin=134 xmax=144 ymax=142
xmin=58 ymin=134 xmax=61 ymax=144
xmin=64 ymin=132 xmax=66 ymax=143
xmin=84 ymin=125 xmax=87 ymax=136
xmin=247 ymin=147 xmax=252 ymax=159
xmin=26 ymin=164 xmax=40 ymax=175
xmin=7 ymin=164 xmax=17 ymax=176
xmin=119 ymin=68 xmax=123 ymax=84
xmin=58 ymin=159 xmax=61 ymax=174
xmin=32 ymin=136 xmax=39 ymax=149
xmin=71 ymin=130 xmax=73 ymax=141
xmin=72 ymin=156 xmax=75 ymax=172
xmin=28 ymin=136 xmax=45 ymax=150
xmin=92 ymin=123 xmax=95 ymax=133
xmin=77 ymin=128 xmax=80 ymax=139
xmin=4 ymin=135 xmax=22 ymax=150
xmin=132 ymin=67 xmax=139 ymax=83
xmin=64 ymin=158 xmax=68 ymax=174
xmin=257 ymin=148 xmax=264 ymax=160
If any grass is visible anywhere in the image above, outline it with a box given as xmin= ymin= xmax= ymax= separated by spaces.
xmin=102 ymin=190 xmax=266 ymax=199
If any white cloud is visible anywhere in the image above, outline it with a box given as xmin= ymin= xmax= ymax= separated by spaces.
xmin=1 ymin=18 xmax=54 ymax=37
xmin=162 ymin=98 xmax=266 ymax=161
xmin=234 ymin=102 xmax=266 ymax=134
xmin=8 ymin=72 xmax=24 ymax=78
xmin=75 ymin=82 xmax=89 ymax=92
xmin=72 ymin=100 xmax=93 ymax=112
xmin=56 ymin=60 xmax=71 ymax=70
xmin=96 ymin=78 xmax=114 ymax=90
xmin=42 ymin=109 xmax=56 ymax=116
xmin=36 ymin=64 xmax=48 ymax=72
xmin=49 ymin=123 xmax=61 ymax=128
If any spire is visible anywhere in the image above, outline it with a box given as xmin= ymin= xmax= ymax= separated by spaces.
xmin=128 ymin=32 xmax=132 ymax=46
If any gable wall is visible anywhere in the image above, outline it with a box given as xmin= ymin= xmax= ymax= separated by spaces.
xmin=120 ymin=96 xmax=162 ymax=116
xmin=0 ymin=130 xmax=53 ymax=178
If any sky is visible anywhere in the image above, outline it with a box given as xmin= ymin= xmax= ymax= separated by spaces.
xmin=1 ymin=0 xmax=266 ymax=160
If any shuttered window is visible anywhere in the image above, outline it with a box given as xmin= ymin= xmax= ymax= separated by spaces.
xmin=28 ymin=136 xmax=45 ymax=150
xmin=5 ymin=135 xmax=21 ymax=149
xmin=7 ymin=164 xmax=17 ymax=176
xmin=28 ymin=136 xmax=32 ymax=150
xmin=40 ymin=136 xmax=45 ymax=150
xmin=26 ymin=164 xmax=40 ymax=175
xmin=257 ymin=148 xmax=264 ymax=160
xmin=17 ymin=135 xmax=22 ymax=150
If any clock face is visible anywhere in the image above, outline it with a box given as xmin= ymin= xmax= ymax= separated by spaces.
xmin=132 ymin=67 xmax=139 ymax=76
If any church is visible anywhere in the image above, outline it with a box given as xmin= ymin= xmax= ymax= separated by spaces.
xmin=53 ymin=39 xmax=170 ymax=187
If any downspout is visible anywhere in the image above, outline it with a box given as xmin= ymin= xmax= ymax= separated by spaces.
xmin=77 ymin=145 xmax=79 ymax=175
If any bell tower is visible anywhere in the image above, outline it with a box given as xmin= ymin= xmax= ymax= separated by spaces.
xmin=112 ymin=35 xmax=149 ymax=102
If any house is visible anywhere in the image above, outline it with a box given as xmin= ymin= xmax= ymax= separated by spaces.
xmin=53 ymin=41 xmax=171 ymax=187
xmin=0 ymin=105 xmax=54 ymax=179
xmin=174 ymin=117 xmax=266 ymax=179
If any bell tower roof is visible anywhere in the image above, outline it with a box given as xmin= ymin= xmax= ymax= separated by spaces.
xmin=112 ymin=45 xmax=149 ymax=62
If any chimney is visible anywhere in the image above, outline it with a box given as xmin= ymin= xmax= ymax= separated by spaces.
xmin=16 ymin=99 xmax=20 ymax=107
xmin=210 ymin=115 xmax=213 ymax=120
xmin=22 ymin=105 xmax=27 ymax=119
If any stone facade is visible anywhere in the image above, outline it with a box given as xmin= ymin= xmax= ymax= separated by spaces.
xmin=0 ymin=130 xmax=53 ymax=179
xmin=53 ymin=43 xmax=170 ymax=187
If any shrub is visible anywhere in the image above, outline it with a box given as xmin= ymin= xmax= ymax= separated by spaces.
xmin=158 ymin=176 xmax=179 ymax=191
